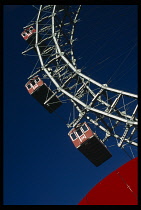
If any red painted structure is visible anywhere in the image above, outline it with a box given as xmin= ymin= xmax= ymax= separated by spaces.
xmin=25 ymin=76 xmax=43 ymax=94
xmin=68 ymin=122 xmax=112 ymax=166
xmin=68 ymin=122 xmax=94 ymax=148
xmin=21 ymin=26 xmax=52 ymax=58
xmin=25 ymin=76 xmax=62 ymax=113
xmin=21 ymin=26 xmax=36 ymax=41
xmin=78 ymin=157 xmax=138 ymax=205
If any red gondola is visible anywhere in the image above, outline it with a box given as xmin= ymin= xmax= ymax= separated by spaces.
xmin=21 ymin=26 xmax=49 ymax=57
xmin=25 ymin=76 xmax=62 ymax=113
xmin=68 ymin=122 xmax=112 ymax=166
xmin=21 ymin=26 xmax=36 ymax=41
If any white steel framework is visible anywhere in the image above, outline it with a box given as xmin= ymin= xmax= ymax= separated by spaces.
xmin=22 ymin=5 xmax=138 ymax=157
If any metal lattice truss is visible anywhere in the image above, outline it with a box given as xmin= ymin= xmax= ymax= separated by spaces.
xmin=22 ymin=5 xmax=138 ymax=150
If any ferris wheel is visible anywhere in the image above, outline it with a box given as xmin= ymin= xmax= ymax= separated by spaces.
xmin=21 ymin=5 xmax=138 ymax=166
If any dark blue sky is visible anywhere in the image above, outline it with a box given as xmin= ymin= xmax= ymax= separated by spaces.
xmin=4 ymin=5 xmax=138 ymax=205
